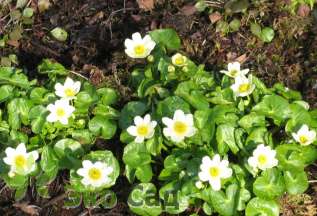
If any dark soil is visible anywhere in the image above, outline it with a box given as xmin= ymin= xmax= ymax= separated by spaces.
xmin=1 ymin=0 xmax=317 ymax=215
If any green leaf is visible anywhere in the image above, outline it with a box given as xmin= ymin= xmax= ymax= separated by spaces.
xmin=206 ymin=184 xmax=239 ymax=216
xmin=260 ymin=27 xmax=275 ymax=43
xmin=156 ymin=96 xmax=190 ymax=119
xmin=8 ymin=98 xmax=32 ymax=130
xmin=75 ymin=91 xmax=98 ymax=114
xmin=119 ymin=101 xmax=148 ymax=129
xmin=63 ymin=191 xmax=82 ymax=208
xmin=245 ymin=197 xmax=279 ymax=216
xmin=136 ymin=164 xmax=153 ymax=183
xmin=250 ymin=23 xmax=262 ymax=37
xmin=252 ymin=95 xmax=291 ymax=125
xmin=71 ymin=129 xmax=94 ymax=145
xmin=97 ymin=88 xmax=118 ymax=106
xmin=30 ymin=87 xmax=49 ymax=104
xmin=175 ymin=81 xmax=209 ymax=110
xmin=54 ymin=138 xmax=84 ymax=159
xmin=284 ymin=170 xmax=308 ymax=194
xmin=50 ymin=27 xmax=68 ymax=42
xmin=253 ymin=169 xmax=285 ymax=199
xmin=88 ymin=115 xmax=117 ymax=139
xmin=29 ymin=105 xmax=48 ymax=134
xmin=216 ymin=123 xmax=239 ymax=154
xmin=0 ymin=67 xmax=35 ymax=89
xmin=40 ymin=146 xmax=59 ymax=177
xmin=37 ymin=59 xmax=68 ymax=75
xmin=276 ymin=144 xmax=305 ymax=171
xmin=128 ymin=183 xmax=162 ymax=216
xmin=123 ymin=142 xmax=151 ymax=168
xmin=238 ymin=112 xmax=266 ymax=130
xmin=194 ymin=110 xmax=215 ymax=144
xmin=149 ymin=28 xmax=181 ymax=50
xmin=0 ymin=85 xmax=14 ymax=102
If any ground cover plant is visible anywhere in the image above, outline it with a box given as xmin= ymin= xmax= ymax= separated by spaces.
xmin=1 ymin=0 xmax=317 ymax=216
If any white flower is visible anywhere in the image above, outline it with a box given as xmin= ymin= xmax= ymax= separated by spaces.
xmin=124 ymin=32 xmax=156 ymax=58
xmin=3 ymin=143 xmax=39 ymax=177
xmin=230 ymin=75 xmax=255 ymax=97
xmin=220 ymin=62 xmax=249 ymax=78
xmin=195 ymin=181 xmax=204 ymax=189
xmin=77 ymin=160 xmax=113 ymax=188
xmin=198 ymin=154 xmax=232 ymax=191
xmin=171 ymin=53 xmax=187 ymax=67
xmin=162 ymin=110 xmax=196 ymax=143
xmin=292 ymin=124 xmax=316 ymax=146
xmin=46 ymin=99 xmax=75 ymax=125
xmin=54 ymin=77 xmax=81 ymax=100
xmin=248 ymin=144 xmax=278 ymax=172
xmin=127 ymin=114 xmax=157 ymax=143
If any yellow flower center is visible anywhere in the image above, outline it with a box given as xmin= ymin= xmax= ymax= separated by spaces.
xmin=137 ymin=125 xmax=149 ymax=136
xmin=173 ymin=121 xmax=188 ymax=135
xmin=56 ymin=108 xmax=65 ymax=117
xmin=64 ymin=88 xmax=76 ymax=97
xmin=229 ymin=69 xmax=238 ymax=76
xmin=299 ymin=135 xmax=308 ymax=144
xmin=175 ymin=56 xmax=185 ymax=65
xmin=258 ymin=155 xmax=267 ymax=165
xmin=209 ymin=167 xmax=220 ymax=178
xmin=239 ymin=84 xmax=250 ymax=93
xmin=88 ymin=168 xmax=102 ymax=181
xmin=15 ymin=155 xmax=26 ymax=168
xmin=134 ymin=45 xmax=145 ymax=55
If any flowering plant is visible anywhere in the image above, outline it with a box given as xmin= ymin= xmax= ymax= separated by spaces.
xmin=122 ymin=29 xmax=317 ymax=216
xmin=0 ymin=61 xmax=120 ymax=207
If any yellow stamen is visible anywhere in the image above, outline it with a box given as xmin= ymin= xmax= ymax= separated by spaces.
xmin=15 ymin=155 xmax=26 ymax=168
xmin=175 ymin=57 xmax=184 ymax=65
xmin=134 ymin=45 xmax=145 ymax=55
xmin=64 ymin=88 xmax=76 ymax=97
xmin=239 ymin=84 xmax=250 ymax=93
xmin=137 ymin=125 xmax=149 ymax=136
xmin=173 ymin=121 xmax=188 ymax=135
xmin=56 ymin=108 xmax=65 ymax=117
xmin=209 ymin=167 xmax=220 ymax=178
xmin=258 ymin=155 xmax=267 ymax=165
xmin=88 ymin=168 xmax=102 ymax=180
xmin=299 ymin=136 xmax=308 ymax=144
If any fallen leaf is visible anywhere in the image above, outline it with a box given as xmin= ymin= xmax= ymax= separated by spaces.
xmin=235 ymin=54 xmax=248 ymax=64
xmin=209 ymin=12 xmax=222 ymax=24
xmin=137 ymin=0 xmax=155 ymax=11
xmin=181 ymin=5 xmax=197 ymax=16
xmin=297 ymin=4 xmax=310 ymax=17
xmin=13 ymin=202 xmax=41 ymax=216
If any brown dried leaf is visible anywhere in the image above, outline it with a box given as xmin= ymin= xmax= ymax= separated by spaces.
xmin=209 ymin=12 xmax=222 ymax=24
xmin=235 ymin=54 xmax=248 ymax=63
xmin=13 ymin=202 xmax=41 ymax=216
xmin=297 ymin=4 xmax=310 ymax=17
xmin=137 ymin=0 xmax=155 ymax=11
xmin=181 ymin=5 xmax=197 ymax=16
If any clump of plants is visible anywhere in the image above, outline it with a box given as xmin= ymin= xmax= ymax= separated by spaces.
xmin=121 ymin=29 xmax=317 ymax=216
xmin=0 ymin=60 xmax=120 ymax=208
xmin=0 ymin=28 xmax=316 ymax=216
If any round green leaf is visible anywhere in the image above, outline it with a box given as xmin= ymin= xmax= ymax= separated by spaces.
xmin=246 ymin=197 xmax=279 ymax=216
xmin=88 ymin=115 xmax=117 ymax=139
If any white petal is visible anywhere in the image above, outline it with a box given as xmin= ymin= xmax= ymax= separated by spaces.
xmin=29 ymin=151 xmax=39 ymax=161
xmin=186 ymin=127 xmax=196 ymax=137
xmin=231 ymin=62 xmax=241 ymax=71
xmin=221 ymin=167 xmax=232 ymax=178
xmin=124 ymin=38 xmax=134 ymax=48
xmin=16 ymin=143 xmax=27 ymax=154
xmin=82 ymin=160 xmax=93 ymax=169
xmin=125 ymin=49 xmax=136 ymax=58
xmin=135 ymin=136 xmax=145 ymax=143
xmin=198 ymin=171 xmax=210 ymax=182
xmin=47 ymin=113 xmax=57 ymax=122
xmin=185 ymin=114 xmax=194 ymax=126
xmin=240 ymin=69 xmax=249 ymax=75
xmin=292 ymin=133 xmax=299 ymax=142
xmin=170 ymin=134 xmax=184 ymax=143
xmin=3 ymin=157 xmax=12 ymax=165
xmin=104 ymin=167 xmax=113 ymax=175
xmin=59 ymin=117 xmax=69 ymax=125
xmin=77 ymin=168 xmax=86 ymax=177
xmin=162 ymin=117 xmax=173 ymax=126
xmin=73 ymin=81 xmax=81 ymax=93
xmin=174 ymin=110 xmax=185 ymax=121
xmin=209 ymin=178 xmax=222 ymax=191
xmin=134 ymin=116 xmax=143 ymax=126
xmin=46 ymin=104 xmax=56 ymax=112
xmin=202 ymin=156 xmax=212 ymax=166
xmin=163 ymin=127 xmax=171 ymax=137
xmin=212 ymin=154 xmax=221 ymax=164
xmin=143 ymin=114 xmax=151 ymax=124
xmin=5 ymin=147 xmax=15 ymax=157
xmin=127 ymin=126 xmax=137 ymax=136
xmin=81 ymin=178 xmax=91 ymax=186
xmin=145 ymin=129 xmax=155 ymax=139
xmin=64 ymin=77 xmax=74 ymax=87
xmin=151 ymin=121 xmax=157 ymax=129
xmin=132 ymin=32 xmax=142 ymax=42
